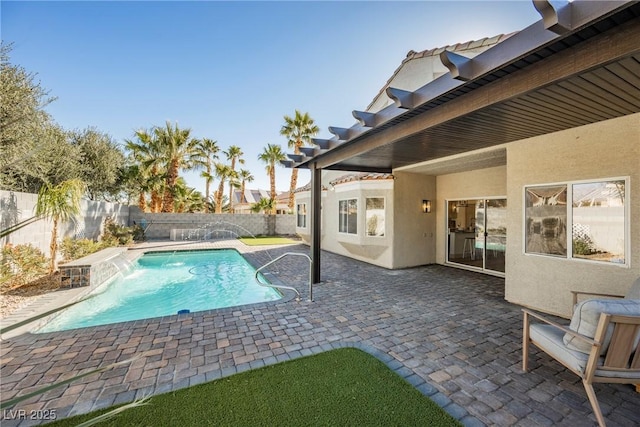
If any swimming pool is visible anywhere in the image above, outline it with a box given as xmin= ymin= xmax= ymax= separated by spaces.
xmin=37 ymin=249 xmax=281 ymax=333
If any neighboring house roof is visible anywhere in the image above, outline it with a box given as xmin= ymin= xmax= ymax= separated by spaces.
xmin=294 ymin=182 xmax=328 ymax=193
xmin=276 ymin=192 xmax=290 ymax=203
xmin=366 ymin=33 xmax=515 ymax=112
xmin=232 ymin=188 xmax=284 ymax=204
xmin=329 ymin=172 xmax=394 ymax=187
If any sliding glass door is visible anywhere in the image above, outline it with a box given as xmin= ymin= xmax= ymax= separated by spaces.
xmin=447 ymin=198 xmax=506 ymax=274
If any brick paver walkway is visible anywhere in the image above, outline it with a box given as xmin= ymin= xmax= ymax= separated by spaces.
xmin=1 ymin=242 xmax=638 ymax=426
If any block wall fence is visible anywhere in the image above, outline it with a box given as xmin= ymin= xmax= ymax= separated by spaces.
xmin=0 ymin=190 xmax=129 ymax=259
xmin=128 ymin=207 xmax=296 ymax=239
xmin=0 ymin=191 xmax=296 ymax=259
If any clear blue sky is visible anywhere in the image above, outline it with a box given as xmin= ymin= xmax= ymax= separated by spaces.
xmin=2 ymin=1 xmax=540 ymax=194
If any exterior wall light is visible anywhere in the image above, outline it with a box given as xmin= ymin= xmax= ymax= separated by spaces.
xmin=422 ymin=199 xmax=432 ymax=213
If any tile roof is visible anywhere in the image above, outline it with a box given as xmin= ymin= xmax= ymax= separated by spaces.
xmin=367 ymin=33 xmax=516 ymax=111
xmin=403 ymin=33 xmax=515 ymax=61
xmin=329 ymin=172 xmax=394 ymax=186
xmin=294 ymin=182 xmax=328 ymax=193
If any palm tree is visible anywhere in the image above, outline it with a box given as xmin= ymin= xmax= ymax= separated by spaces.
xmin=280 ymin=110 xmax=319 ymax=210
xmin=258 ymin=144 xmax=286 ymax=214
xmin=238 ymin=169 xmax=254 ymax=204
xmin=224 ymin=145 xmax=244 ymax=213
xmin=250 ymin=197 xmax=276 ymax=214
xmin=191 ymin=138 xmax=219 ymax=211
xmin=125 ymin=129 xmax=165 ymax=213
xmin=213 ymin=163 xmax=233 ymax=214
xmin=173 ymin=178 xmax=205 ymax=213
xmin=35 ymin=179 xmax=85 ymax=273
xmin=121 ymin=164 xmax=147 ymax=212
xmin=154 ymin=121 xmax=197 ymax=213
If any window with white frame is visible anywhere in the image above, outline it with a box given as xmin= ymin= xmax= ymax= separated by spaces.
xmin=365 ymin=197 xmax=385 ymax=236
xmin=296 ymin=203 xmax=307 ymax=228
xmin=572 ymin=180 xmax=626 ymax=264
xmin=338 ymin=199 xmax=358 ymax=234
xmin=525 ymin=178 xmax=627 ymax=265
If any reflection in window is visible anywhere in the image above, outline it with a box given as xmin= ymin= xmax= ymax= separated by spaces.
xmin=366 ymin=198 xmax=385 ymax=237
xmin=572 ymin=180 xmax=625 ymax=264
xmin=339 ymin=199 xmax=357 ymax=234
xmin=296 ymin=203 xmax=306 ymax=228
xmin=525 ymin=185 xmax=568 ymax=256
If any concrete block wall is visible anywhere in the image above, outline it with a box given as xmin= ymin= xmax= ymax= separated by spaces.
xmin=129 ymin=207 xmax=296 ymax=239
xmin=275 ymin=214 xmax=295 ymax=235
xmin=0 ymin=190 xmax=129 ymax=259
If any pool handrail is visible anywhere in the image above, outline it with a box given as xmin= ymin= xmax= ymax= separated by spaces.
xmin=254 ymin=252 xmax=313 ymax=302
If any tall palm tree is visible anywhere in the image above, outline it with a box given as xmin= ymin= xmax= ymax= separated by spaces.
xmin=213 ymin=163 xmax=233 ymax=214
xmin=280 ymin=110 xmax=319 ymax=210
xmin=154 ymin=121 xmax=197 ymax=212
xmin=258 ymin=144 xmax=286 ymax=214
xmin=238 ymin=169 xmax=254 ymax=204
xmin=173 ymin=178 xmax=205 ymax=213
xmin=35 ymin=179 xmax=85 ymax=273
xmin=191 ymin=138 xmax=219 ymax=211
xmin=224 ymin=145 xmax=244 ymax=213
xmin=250 ymin=197 xmax=276 ymax=214
xmin=122 ymin=164 xmax=148 ymax=212
xmin=125 ymin=129 xmax=165 ymax=213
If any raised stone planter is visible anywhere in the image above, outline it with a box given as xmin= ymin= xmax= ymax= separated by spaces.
xmin=59 ymin=247 xmax=128 ymax=288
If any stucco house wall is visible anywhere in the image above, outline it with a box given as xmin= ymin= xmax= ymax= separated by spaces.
xmin=504 ymin=113 xmax=640 ymax=317
xmin=307 ymin=178 xmax=395 ymax=269
xmin=391 ymin=172 xmax=436 ymax=268
xmin=434 ymin=165 xmax=507 ymax=265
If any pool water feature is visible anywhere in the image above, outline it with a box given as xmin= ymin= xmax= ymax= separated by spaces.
xmin=38 ymin=250 xmax=281 ymax=333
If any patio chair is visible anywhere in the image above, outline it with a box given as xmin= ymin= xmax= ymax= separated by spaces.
xmin=522 ymin=299 xmax=640 ymax=427
xmin=571 ymin=276 xmax=640 ymax=306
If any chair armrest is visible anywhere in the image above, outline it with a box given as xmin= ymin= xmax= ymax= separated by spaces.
xmin=522 ymin=308 xmax=597 ymax=346
xmin=571 ymin=290 xmax=624 ymax=306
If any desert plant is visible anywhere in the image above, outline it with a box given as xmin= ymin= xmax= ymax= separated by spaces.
xmin=0 ymin=243 xmax=48 ymax=288
xmin=60 ymin=238 xmax=105 ymax=261
xmin=101 ymin=217 xmax=132 ymax=245
xmin=573 ymin=236 xmax=595 ymax=256
xmin=35 ymin=178 xmax=85 ymax=273
xmin=101 ymin=217 xmax=144 ymax=246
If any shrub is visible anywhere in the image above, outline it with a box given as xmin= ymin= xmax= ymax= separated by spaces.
xmin=0 ymin=243 xmax=49 ymax=288
xmin=101 ymin=216 xmax=144 ymax=246
xmin=61 ymin=237 xmax=105 ymax=261
xmin=573 ymin=237 xmax=595 ymax=256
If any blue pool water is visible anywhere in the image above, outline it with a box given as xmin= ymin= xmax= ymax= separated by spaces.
xmin=38 ymin=250 xmax=281 ymax=332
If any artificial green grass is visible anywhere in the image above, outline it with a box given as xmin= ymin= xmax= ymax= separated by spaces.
xmin=48 ymin=348 xmax=461 ymax=426
xmin=238 ymin=236 xmax=298 ymax=246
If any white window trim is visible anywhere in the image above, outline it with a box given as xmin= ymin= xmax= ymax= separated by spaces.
xmin=522 ymin=176 xmax=630 ymax=268
xmin=338 ymin=198 xmax=358 ymax=235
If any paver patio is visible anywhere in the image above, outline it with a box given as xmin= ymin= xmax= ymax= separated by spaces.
xmin=1 ymin=241 xmax=638 ymax=426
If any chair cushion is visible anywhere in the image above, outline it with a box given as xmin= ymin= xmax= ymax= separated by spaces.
xmin=626 ymin=277 xmax=640 ymax=299
xmin=531 ymin=324 xmax=640 ymax=379
xmin=563 ymin=299 xmax=640 ymax=354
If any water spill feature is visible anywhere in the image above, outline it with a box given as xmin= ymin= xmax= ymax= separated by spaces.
xmin=181 ymin=221 xmax=275 ymax=261
xmin=109 ymin=253 xmax=134 ymax=276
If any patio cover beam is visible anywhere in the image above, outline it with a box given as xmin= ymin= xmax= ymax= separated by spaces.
xmin=303 ymin=14 xmax=640 ymax=171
